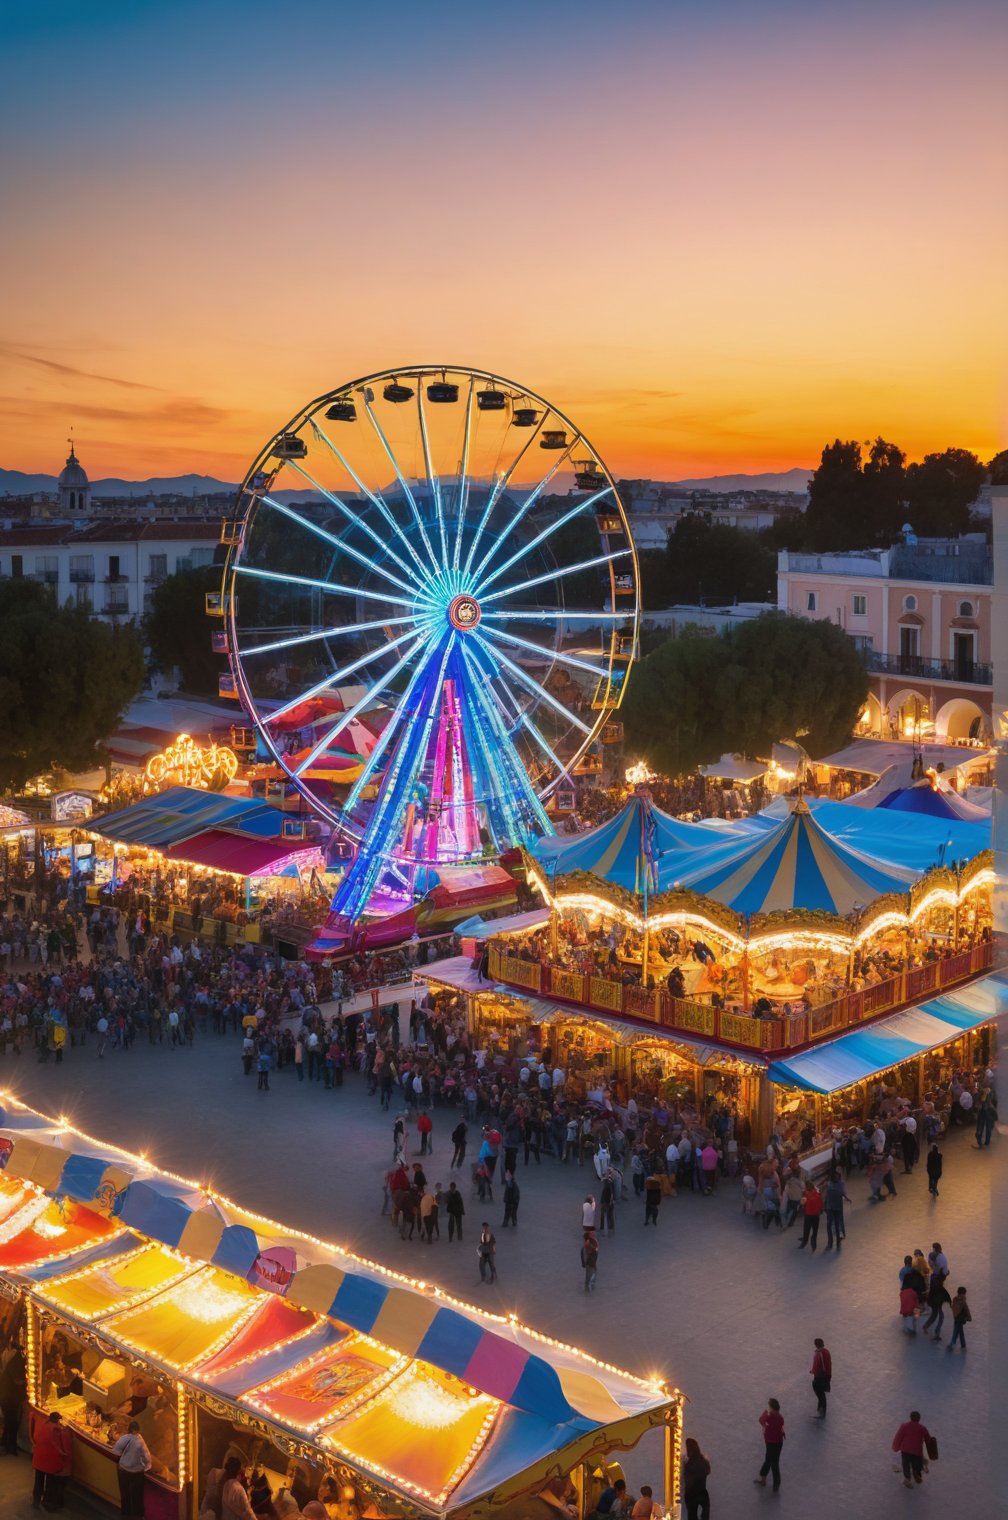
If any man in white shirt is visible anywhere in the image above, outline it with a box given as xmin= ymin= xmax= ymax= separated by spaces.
xmin=552 ymin=1066 xmax=565 ymax=1092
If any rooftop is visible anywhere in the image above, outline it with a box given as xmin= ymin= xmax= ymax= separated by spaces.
xmin=781 ymin=535 xmax=991 ymax=585
xmin=0 ymin=519 xmax=221 ymax=546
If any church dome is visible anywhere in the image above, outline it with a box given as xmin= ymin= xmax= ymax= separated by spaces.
xmin=58 ymin=443 xmax=88 ymax=490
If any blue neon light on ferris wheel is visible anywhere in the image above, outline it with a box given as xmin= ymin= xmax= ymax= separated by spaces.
xmin=219 ymin=365 xmax=640 ymax=920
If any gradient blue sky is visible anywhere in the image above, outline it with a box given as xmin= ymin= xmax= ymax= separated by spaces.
xmin=2 ymin=0 xmax=1005 ymax=479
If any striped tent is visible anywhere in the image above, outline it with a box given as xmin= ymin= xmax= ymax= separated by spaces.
xmin=0 ymin=1104 xmax=662 ymax=1430
xmin=534 ymin=794 xmax=744 ymax=893
xmin=677 ymin=798 xmax=915 ymax=916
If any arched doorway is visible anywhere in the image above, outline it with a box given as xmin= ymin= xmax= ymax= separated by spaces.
xmin=935 ymin=697 xmax=987 ymax=743
xmin=886 ymin=689 xmax=931 ymax=741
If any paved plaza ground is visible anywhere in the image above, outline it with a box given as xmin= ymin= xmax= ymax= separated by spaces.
xmin=1 ymin=1023 xmax=1003 ymax=1519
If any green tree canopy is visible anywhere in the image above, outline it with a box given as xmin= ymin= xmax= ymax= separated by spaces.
xmin=0 ymin=580 xmax=144 ymax=792
xmin=621 ymin=612 xmax=867 ymax=775
xmin=904 ymin=448 xmax=985 ymax=537
xmin=146 ymin=565 xmax=224 ymax=693
xmin=803 ymin=437 xmax=906 ymax=550
xmin=641 ymin=515 xmax=776 ymax=607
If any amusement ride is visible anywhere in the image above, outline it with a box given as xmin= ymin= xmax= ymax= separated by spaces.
xmin=214 ymin=365 xmax=639 ymax=923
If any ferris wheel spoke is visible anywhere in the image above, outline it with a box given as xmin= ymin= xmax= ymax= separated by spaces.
xmin=451 ymin=378 xmax=475 ymax=576
xmin=468 ymin=438 xmax=578 ymax=586
xmin=279 ymin=460 xmax=428 ymax=595
xmin=470 ymin=631 xmax=592 ymax=736
xmin=519 ymin=711 xmax=577 ymax=790
xmin=459 ymin=641 xmax=552 ymax=834
xmin=291 ymin=631 xmax=435 ymax=776
xmin=478 ymin=547 xmax=633 ymax=606
xmin=264 ymin=621 xmax=434 ymax=727
xmin=474 ymin=487 xmax=614 ymax=597
xmin=461 ymin=411 xmax=550 ymax=579
xmin=239 ymin=613 xmax=417 ymax=660
xmin=339 ymin=641 xmax=442 ymax=817
xmin=481 ymin=609 xmax=630 ymax=623
xmin=360 ymin=395 xmax=443 ymax=583
xmin=259 ymin=491 xmax=427 ymax=603
xmin=479 ymin=622 xmax=608 ymax=679
xmin=234 ymin=563 xmax=421 ymax=612
xmin=417 ymin=390 xmax=449 ymax=576
xmin=309 ymin=420 xmax=432 ymax=585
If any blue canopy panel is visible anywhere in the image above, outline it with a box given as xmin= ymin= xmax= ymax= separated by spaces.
xmin=767 ymin=971 xmax=1008 ymax=1094
xmin=533 ymin=795 xmax=748 ymax=893
xmin=678 ymin=803 xmax=913 ymax=916
xmin=91 ymin=786 xmax=287 ymax=850
xmin=879 ymin=785 xmax=967 ymax=820
xmin=798 ymin=799 xmax=990 ymax=875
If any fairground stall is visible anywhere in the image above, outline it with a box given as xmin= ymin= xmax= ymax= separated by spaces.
xmin=0 ymin=1101 xmax=683 ymax=1520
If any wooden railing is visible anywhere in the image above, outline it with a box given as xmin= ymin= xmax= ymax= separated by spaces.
xmin=487 ymin=941 xmax=995 ymax=1055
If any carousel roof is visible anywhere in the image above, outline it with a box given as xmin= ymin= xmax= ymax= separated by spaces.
xmin=533 ymin=793 xmax=744 ymax=892
xmin=677 ymin=798 xmax=915 ymax=916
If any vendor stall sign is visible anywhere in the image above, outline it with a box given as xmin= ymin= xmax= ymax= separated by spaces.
xmin=50 ymin=790 xmax=94 ymax=821
xmin=144 ymin=734 xmax=239 ymax=791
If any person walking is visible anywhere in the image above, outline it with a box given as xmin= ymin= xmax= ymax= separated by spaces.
xmin=891 ymin=1411 xmax=933 ymax=1489
xmin=450 ymin=1119 xmax=467 ymax=1169
xmin=644 ymin=1171 xmax=662 ymax=1227
xmin=823 ymin=1171 xmax=849 ymax=1250
xmin=974 ymin=1088 xmax=998 ymax=1148
xmin=417 ymin=1110 xmax=433 ymax=1156
xmin=682 ymin=1437 xmax=711 ymax=1520
xmin=111 ymin=1420 xmax=152 ymax=1516
xmin=922 ymin=1273 xmax=951 ymax=1340
xmin=477 ymin=1222 xmax=497 ymax=1283
xmin=926 ymin=1143 xmax=943 ymax=1198
xmin=445 ymin=1181 xmax=465 ymax=1241
xmin=810 ymin=1338 xmax=832 ymax=1419
xmin=797 ymin=1181 xmax=823 ymax=1252
xmin=754 ymin=1398 xmax=785 ymax=1491
xmin=949 ymin=1286 xmax=971 ymax=1350
xmin=501 ymin=1171 xmax=520 ymax=1229
xmin=30 ymin=1408 xmax=72 ymax=1510
xmin=581 ymin=1230 xmax=598 ymax=1293
xmin=256 ymin=1048 xmax=270 ymax=1092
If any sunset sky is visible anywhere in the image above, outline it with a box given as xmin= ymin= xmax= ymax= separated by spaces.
xmin=2 ymin=0 xmax=1005 ymax=483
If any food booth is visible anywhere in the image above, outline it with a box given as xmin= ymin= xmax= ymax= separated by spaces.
xmin=0 ymin=1101 xmax=683 ymax=1519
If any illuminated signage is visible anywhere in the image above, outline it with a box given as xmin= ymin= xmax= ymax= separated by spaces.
xmin=145 ymin=734 xmax=239 ymax=790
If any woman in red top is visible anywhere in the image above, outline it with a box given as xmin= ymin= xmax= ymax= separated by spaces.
xmin=30 ymin=1409 xmax=72 ymax=1510
xmin=755 ymin=1398 xmax=785 ymax=1491
xmin=892 ymin=1410 xmax=933 ymax=1488
xmin=797 ymin=1183 xmax=823 ymax=1252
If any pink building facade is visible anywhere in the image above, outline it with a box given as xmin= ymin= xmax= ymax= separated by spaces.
xmin=777 ymin=537 xmax=993 ymax=744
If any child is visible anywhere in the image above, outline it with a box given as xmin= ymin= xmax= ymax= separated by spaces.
xmin=950 ymin=1286 xmax=971 ymax=1350
xmin=741 ymin=1172 xmax=757 ymax=1216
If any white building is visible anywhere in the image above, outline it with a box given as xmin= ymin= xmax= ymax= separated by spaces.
xmin=0 ymin=519 xmax=221 ymax=623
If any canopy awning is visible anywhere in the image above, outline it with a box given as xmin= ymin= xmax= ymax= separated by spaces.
xmin=164 ymin=829 xmax=313 ymax=878
xmin=91 ymin=786 xmax=289 ymax=848
xmin=767 ymin=970 xmax=1007 ymax=1094
xmin=679 ymin=798 xmax=914 ymax=915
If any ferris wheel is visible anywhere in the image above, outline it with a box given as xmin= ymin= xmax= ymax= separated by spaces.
xmin=216 ymin=365 xmax=639 ymax=917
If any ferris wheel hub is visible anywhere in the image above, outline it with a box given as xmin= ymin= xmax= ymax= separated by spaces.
xmin=447 ymin=593 xmax=481 ymax=632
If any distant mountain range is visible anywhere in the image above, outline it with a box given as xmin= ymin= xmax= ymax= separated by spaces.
xmin=1 ymin=463 xmax=813 ymax=501
xmin=0 ymin=469 xmax=237 ymax=498
xmin=669 ymin=467 xmax=812 ymax=493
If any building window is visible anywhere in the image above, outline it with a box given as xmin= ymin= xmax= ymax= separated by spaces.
xmin=959 ymin=600 xmax=974 ymax=617
xmin=34 ymin=556 xmax=59 ymax=586
xmin=191 ymin=547 xmax=214 ymax=568
xmin=75 ymin=584 xmax=92 ymax=611
xmin=69 ymin=554 xmax=94 ymax=582
xmin=11 ymin=554 xmax=22 ymax=578
xmin=903 ymin=594 xmax=917 ymax=612
xmin=147 ymin=553 xmax=168 ymax=583
xmin=852 ymin=594 xmax=867 ymax=616
xmin=806 ymin=591 xmax=818 ymax=612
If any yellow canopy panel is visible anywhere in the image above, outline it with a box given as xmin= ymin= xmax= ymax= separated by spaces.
xmin=319 ymin=1364 xmax=499 ymax=1509
xmin=103 ymin=1264 xmax=261 ymax=1373
xmin=242 ymin=1336 xmax=404 ymax=1436
xmin=35 ymin=1243 xmax=196 ymax=1322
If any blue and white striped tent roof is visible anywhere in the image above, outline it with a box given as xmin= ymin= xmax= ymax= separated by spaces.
xmin=677 ymin=799 xmax=916 ymax=916
xmin=533 ymin=795 xmax=745 ymax=892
